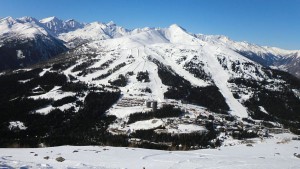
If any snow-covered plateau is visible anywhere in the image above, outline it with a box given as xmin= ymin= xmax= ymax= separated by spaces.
xmin=1 ymin=133 xmax=300 ymax=169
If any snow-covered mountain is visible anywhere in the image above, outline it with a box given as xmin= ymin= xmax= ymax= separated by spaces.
xmin=55 ymin=17 xmax=300 ymax=79
xmin=39 ymin=16 xmax=85 ymax=35
xmin=39 ymin=24 xmax=298 ymax=119
xmin=195 ymin=34 xmax=300 ymax=79
xmin=58 ymin=21 xmax=129 ymax=48
xmin=0 ymin=16 xmax=299 ymax=149
xmin=1 ymin=16 xmax=299 ymax=78
xmin=0 ymin=16 xmax=67 ymax=70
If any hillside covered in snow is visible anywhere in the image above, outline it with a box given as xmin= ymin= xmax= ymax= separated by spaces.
xmin=0 ymin=17 xmax=67 ymax=70
xmin=0 ymin=16 xmax=299 ymax=151
xmin=1 ymin=133 xmax=300 ymax=169
xmin=1 ymin=16 xmax=300 ymax=78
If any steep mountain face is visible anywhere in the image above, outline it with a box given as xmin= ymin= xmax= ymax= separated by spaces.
xmin=39 ymin=16 xmax=85 ymax=35
xmin=58 ymin=21 xmax=129 ymax=48
xmin=0 ymin=16 xmax=67 ymax=70
xmin=195 ymin=34 xmax=300 ymax=79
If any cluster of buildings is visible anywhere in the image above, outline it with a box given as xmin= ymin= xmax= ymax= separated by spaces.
xmin=108 ymin=98 xmax=292 ymax=148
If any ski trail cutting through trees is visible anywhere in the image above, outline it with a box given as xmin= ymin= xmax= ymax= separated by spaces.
xmin=202 ymin=45 xmax=248 ymax=118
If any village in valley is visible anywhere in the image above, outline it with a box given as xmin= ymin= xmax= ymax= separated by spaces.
xmin=107 ymin=96 xmax=294 ymax=149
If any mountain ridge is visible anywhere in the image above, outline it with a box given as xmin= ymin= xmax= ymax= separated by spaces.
xmin=0 ymin=16 xmax=67 ymax=70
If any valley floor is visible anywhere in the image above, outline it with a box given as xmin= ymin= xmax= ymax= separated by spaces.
xmin=0 ymin=133 xmax=299 ymax=169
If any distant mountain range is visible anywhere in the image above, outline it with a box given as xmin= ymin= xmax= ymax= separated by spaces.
xmin=0 ymin=16 xmax=299 ymax=78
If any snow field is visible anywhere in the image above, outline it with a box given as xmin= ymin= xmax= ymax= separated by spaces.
xmin=0 ymin=133 xmax=299 ymax=169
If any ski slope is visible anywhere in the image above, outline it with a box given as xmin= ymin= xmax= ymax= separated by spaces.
xmin=58 ymin=25 xmax=270 ymax=118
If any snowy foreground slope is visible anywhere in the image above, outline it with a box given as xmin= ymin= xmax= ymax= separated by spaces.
xmin=1 ymin=133 xmax=300 ymax=169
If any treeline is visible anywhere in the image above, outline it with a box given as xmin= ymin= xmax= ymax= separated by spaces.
xmin=232 ymin=130 xmax=258 ymax=140
xmin=52 ymin=96 xmax=77 ymax=107
xmin=108 ymin=74 xmax=127 ymax=87
xmin=0 ymin=69 xmax=67 ymax=101
xmin=184 ymin=60 xmax=212 ymax=81
xmin=230 ymin=67 xmax=300 ymax=124
xmin=157 ymin=66 xmax=229 ymax=113
xmin=147 ymin=58 xmax=229 ymax=114
xmin=0 ymin=68 xmax=124 ymax=147
xmin=0 ymin=91 xmax=121 ymax=147
xmin=101 ymin=121 xmax=219 ymax=150
xmin=244 ymin=88 xmax=300 ymax=122
xmin=136 ymin=71 xmax=150 ymax=82
xmin=131 ymin=129 xmax=218 ymax=150
xmin=93 ymin=62 xmax=126 ymax=80
xmin=127 ymin=105 xmax=183 ymax=124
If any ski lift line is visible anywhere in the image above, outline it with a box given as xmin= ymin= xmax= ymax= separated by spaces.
xmin=137 ymin=48 xmax=140 ymax=58
xmin=102 ymin=47 xmax=147 ymax=78
xmin=141 ymin=60 xmax=146 ymax=72
xmin=96 ymin=59 xmax=136 ymax=83
xmin=120 ymin=48 xmax=143 ymax=73
xmin=133 ymin=61 xmax=143 ymax=72
xmin=122 ymin=61 xmax=135 ymax=73
xmin=121 ymin=50 xmax=137 ymax=72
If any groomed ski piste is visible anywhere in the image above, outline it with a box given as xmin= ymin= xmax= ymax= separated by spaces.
xmin=1 ymin=133 xmax=300 ymax=169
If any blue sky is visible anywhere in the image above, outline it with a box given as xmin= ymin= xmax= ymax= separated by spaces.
xmin=0 ymin=0 xmax=299 ymax=49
